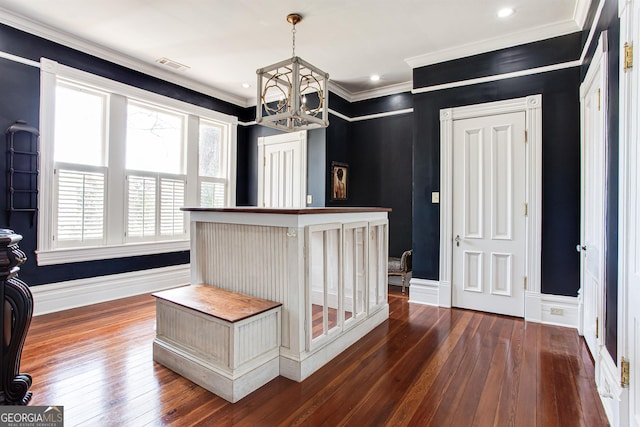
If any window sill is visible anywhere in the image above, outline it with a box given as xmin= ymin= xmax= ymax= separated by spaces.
xmin=36 ymin=240 xmax=190 ymax=266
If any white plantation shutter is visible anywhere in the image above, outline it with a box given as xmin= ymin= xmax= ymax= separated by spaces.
xmin=200 ymin=180 xmax=226 ymax=208
xmin=160 ymin=178 xmax=185 ymax=236
xmin=127 ymin=175 xmax=156 ymax=238
xmin=55 ymin=169 xmax=105 ymax=243
xmin=40 ymin=72 xmax=236 ymax=260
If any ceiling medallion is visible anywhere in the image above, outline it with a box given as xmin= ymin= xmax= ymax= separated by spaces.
xmin=256 ymin=13 xmax=329 ymax=132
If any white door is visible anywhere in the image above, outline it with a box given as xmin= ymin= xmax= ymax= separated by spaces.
xmin=258 ymin=131 xmax=307 ymax=208
xmin=451 ymin=111 xmax=526 ymax=317
xmin=579 ymin=37 xmax=606 ymax=363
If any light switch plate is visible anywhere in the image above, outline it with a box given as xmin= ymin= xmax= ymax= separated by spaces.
xmin=306 ymin=195 xmax=312 ymax=204
xmin=432 ymin=192 xmax=439 ymax=203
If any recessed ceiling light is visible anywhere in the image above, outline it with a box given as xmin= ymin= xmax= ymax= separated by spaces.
xmin=497 ymin=8 xmax=514 ymax=18
xmin=370 ymin=74 xmax=380 ymax=82
xmin=241 ymin=83 xmax=251 ymax=89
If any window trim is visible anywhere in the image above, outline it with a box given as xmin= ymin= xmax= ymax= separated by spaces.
xmin=37 ymin=58 xmax=237 ymax=265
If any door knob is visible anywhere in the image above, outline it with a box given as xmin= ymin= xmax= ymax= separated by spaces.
xmin=455 ymin=235 xmax=461 ymax=247
xmin=576 ymin=244 xmax=587 ymax=252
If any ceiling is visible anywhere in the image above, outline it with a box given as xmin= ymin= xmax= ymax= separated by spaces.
xmin=0 ymin=0 xmax=589 ymax=107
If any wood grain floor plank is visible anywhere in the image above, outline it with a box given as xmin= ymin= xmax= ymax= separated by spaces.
xmin=337 ymin=308 xmax=465 ymax=426
xmin=19 ymin=287 xmax=608 ymax=426
xmin=405 ymin=311 xmax=486 ymax=425
xmin=469 ymin=317 xmax=514 ymax=426
xmin=539 ymin=322 xmax=561 ymax=427
xmin=385 ymin=310 xmax=474 ymax=426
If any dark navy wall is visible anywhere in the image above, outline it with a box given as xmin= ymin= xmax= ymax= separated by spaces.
xmin=348 ymin=114 xmax=412 ymax=257
xmin=414 ymin=33 xmax=583 ymax=89
xmin=324 ymin=111 xmax=351 ymax=207
xmin=412 ymin=33 xmax=582 ymax=297
xmin=323 ymin=92 xmax=413 ymax=257
xmin=0 ymin=23 xmax=246 ymax=285
xmin=580 ymin=0 xmax=619 ymax=361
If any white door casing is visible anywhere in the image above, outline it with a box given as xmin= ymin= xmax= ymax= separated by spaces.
xmin=438 ymin=95 xmax=542 ymax=321
xmin=579 ymin=33 xmax=607 ymax=368
xmin=258 ymin=131 xmax=307 ymax=208
xmin=624 ymin=1 xmax=640 ymax=424
xmin=451 ymin=111 xmax=526 ymax=317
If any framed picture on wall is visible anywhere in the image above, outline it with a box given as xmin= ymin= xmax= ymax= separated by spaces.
xmin=331 ymin=161 xmax=348 ymax=201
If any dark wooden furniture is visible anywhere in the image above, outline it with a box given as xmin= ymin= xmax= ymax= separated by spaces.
xmin=0 ymin=229 xmax=33 ymax=405
xmin=6 ymin=122 xmax=39 ymax=226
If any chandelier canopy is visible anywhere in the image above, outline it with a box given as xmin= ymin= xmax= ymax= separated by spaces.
xmin=256 ymin=13 xmax=329 ymax=132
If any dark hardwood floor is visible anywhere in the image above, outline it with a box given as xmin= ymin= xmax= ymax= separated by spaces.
xmin=21 ymin=286 xmax=609 ymax=426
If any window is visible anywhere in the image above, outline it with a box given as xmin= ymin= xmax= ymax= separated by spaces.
xmin=38 ymin=59 xmax=237 ymax=265
xmin=125 ymin=101 xmax=186 ymax=241
xmin=53 ymin=82 xmax=107 ymax=247
xmin=199 ymin=120 xmax=227 ymax=208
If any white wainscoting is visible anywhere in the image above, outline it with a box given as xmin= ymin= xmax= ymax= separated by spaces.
xmin=408 ymin=278 xmax=440 ymax=306
xmin=597 ymin=348 xmax=623 ymax=426
xmin=30 ymin=264 xmax=190 ymax=316
xmin=409 ymin=277 xmax=579 ymax=328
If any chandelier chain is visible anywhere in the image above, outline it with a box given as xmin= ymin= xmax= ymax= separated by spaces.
xmin=291 ymin=25 xmax=296 ymax=57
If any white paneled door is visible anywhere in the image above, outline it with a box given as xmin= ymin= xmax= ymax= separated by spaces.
xmin=579 ymin=38 xmax=606 ymax=364
xmin=451 ymin=111 xmax=526 ymax=317
xmin=258 ymin=131 xmax=307 ymax=208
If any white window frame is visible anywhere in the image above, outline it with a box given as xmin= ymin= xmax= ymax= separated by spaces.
xmin=37 ymin=58 xmax=238 ymax=266
xmin=198 ymin=118 xmax=229 ymax=208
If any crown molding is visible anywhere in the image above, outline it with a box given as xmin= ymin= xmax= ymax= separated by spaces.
xmin=573 ymin=0 xmax=592 ymax=29
xmin=349 ymin=81 xmax=414 ymax=102
xmin=328 ymin=81 xmax=353 ymax=102
xmin=0 ymin=7 xmax=251 ymax=108
xmin=405 ymin=19 xmax=580 ymax=69
xmin=329 ymin=80 xmax=413 ymax=103
xmin=579 ymin=0 xmax=606 ymax=63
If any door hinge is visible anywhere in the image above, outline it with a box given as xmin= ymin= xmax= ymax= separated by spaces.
xmin=524 ymin=130 xmax=528 ymax=143
xmin=597 ymin=88 xmax=601 ymax=111
xmin=624 ymin=42 xmax=633 ymax=72
xmin=263 ymin=157 xmax=266 ymax=167
xmin=622 ymin=357 xmax=630 ymax=387
xmin=523 ymin=203 xmax=528 ymax=216
xmin=596 ymin=316 xmax=599 ymax=339
xmin=523 ymin=276 xmax=527 ymax=290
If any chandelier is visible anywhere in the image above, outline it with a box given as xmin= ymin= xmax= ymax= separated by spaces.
xmin=256 ymin=13 xmax=329 ymax=132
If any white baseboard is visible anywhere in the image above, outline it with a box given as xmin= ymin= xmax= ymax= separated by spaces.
xmin=408 ymin=278 xmax=440 ymax=306
xmin=408 ymin=278 xmax=578 ymax=329
xmin=30 ymin=264 xmax=190 ymax=316
xmin=538 ymin=294 xmax=579 ymax=328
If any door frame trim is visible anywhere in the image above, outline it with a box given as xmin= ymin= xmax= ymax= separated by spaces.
xmin=257 ymin=131 xmax=308 ymax=208
xmin=437 ymin=95 xmax=542 ymax=321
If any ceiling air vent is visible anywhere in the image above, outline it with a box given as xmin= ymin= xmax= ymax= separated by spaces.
xmin=155 ymin=57 xmax=190 ymax=71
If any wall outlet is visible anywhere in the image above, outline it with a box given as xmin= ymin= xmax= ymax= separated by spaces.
xmin=550 ymin=307 xmax=564 ymax=316
xmin=432 ymin=192 xmax=439 ymax=203
xmin=306 ymin=195 xmax=312 ymax=204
